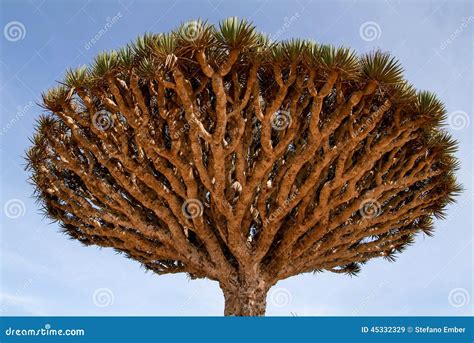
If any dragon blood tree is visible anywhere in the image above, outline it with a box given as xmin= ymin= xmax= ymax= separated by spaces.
xmin=26 ymin=18 xmax=460 ymax=316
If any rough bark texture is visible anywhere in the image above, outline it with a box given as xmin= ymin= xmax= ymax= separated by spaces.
xmin=221 ymin=278 xmax=270 ymax=316
xmin=26 ymin=18 xmax=460 ymax=316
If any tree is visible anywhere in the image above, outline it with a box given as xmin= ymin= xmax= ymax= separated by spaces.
xmin=26 ymin=18 xmax=461 ymax=316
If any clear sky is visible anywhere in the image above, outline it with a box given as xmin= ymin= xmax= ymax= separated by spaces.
xmin=0 ymin=0 xmax=472 ymax=316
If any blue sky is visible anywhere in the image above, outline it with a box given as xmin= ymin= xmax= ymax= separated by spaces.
xmin=0 ymin=0 xmax=472 ymax=316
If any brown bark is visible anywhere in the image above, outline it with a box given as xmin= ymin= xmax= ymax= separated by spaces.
xmin=220 ymin=278 xmax=269 ymax=316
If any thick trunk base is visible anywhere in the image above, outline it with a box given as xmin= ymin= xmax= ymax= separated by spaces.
xmin=221 ymin=282 xmax=269 ymax=316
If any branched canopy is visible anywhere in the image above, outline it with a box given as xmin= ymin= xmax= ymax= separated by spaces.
xmin=26 ymin=18 xmax=460 ymax=290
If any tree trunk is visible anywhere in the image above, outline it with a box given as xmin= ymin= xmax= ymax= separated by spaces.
xmin=220 ymin=280 xmax=269 ymax=316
